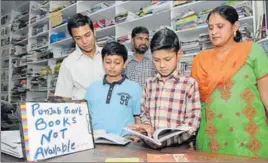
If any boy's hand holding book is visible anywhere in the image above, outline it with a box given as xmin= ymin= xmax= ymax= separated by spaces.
xmin=126 ymin=124 xmax=166 ymax=149
xmin=124 ymin=135 xmax=141 ymax=143
xmin=127 ymin=124 xmax=153 ymax=137
xmin=124 ymin=125 xmax=193 ymax=149
xmin=127 ymin=124 xmax=162 ymax=149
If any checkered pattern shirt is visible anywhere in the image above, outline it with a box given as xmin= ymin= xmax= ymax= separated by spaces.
xmin=140 ymin=70 xmax=201 ymax=146
xmin=124 ymin=54 xmax=156 ymax=88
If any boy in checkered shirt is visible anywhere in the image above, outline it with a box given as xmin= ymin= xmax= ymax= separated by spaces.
xmin=127 ymin=28 xmax=201 ymax=149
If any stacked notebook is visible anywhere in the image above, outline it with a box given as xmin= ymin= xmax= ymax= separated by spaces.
xmin=1 ymin=130 xmax=24 ymax=158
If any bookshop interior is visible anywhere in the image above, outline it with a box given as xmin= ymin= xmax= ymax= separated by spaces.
xmin=1 ymin=0 xmax=268 ymax=162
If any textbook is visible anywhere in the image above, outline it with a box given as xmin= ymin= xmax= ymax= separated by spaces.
xmin=123 ymin=126 xmax=192 ymax=146
xmin=147 ymin=154 xmax=191 ymax=162
xmin=94 ymin=130 xmax=131 ymax=146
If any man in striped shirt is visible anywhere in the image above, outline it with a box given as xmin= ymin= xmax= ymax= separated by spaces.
xmin=124 ymin=26 xmax=156 ymax=88
xmin=128 ymin=28 xmax=201 ymax=149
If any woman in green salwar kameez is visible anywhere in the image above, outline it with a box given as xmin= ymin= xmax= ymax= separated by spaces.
xmin=191 ymin=5 xmax=268 ymax=158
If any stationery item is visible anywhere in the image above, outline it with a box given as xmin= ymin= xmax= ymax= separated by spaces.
xmin=123 ymin=126 xmax=192 ymax=146
xmin=49 ymin=10 xmax=63 ymax=28
xmin=94 ymin=130 xmax=131 ymax=146
xmin=1 ymin=130 xmax=24 ymax=158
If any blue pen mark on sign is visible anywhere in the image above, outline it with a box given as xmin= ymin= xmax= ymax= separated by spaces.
xmin=31 ymin=104 xmax=83 ymax=117
xmin=40 ymin=128 xmax=68 ymax=145
xmin=34 ymin=139 xmax=76 ymax=160
xmin=35 ymin=117 xmax=76 ymax=131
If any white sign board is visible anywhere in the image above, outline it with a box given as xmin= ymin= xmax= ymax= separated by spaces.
xmin=20 ymin=101 xmax=94 ymax=161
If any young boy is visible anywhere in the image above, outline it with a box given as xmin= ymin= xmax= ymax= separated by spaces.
xmin=84 ymin=41 xmax=142 ymax=138
xmin=128 ymin=28 xmax=201 ymax=149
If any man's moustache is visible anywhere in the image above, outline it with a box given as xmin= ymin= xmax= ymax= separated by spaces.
xmin=139 ymin=45 xmax=147 ymax=48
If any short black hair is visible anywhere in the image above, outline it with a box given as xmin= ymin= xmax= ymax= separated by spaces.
xmin=207 ymin=5 xmax=242 ymax=42
xmin=131 ymin=26 xmax=149 ymax=38
xmin=101 ymin=42 xmax=128 ymax=62
xmin=67 ymin=13 xmax=94 ymax=37
xmin=150 ymin=28 xmax=180 ymax=54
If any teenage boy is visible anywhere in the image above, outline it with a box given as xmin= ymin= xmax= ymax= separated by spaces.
xmin=55 ymin=13 xmax=105 ymax=100
xmin=84 ymin=42 xmax=142 ymax=139
xmin=124 ymin=26 xmax=156 ymax=88
xmin=128 ymin=28 xmax=201 ymax=149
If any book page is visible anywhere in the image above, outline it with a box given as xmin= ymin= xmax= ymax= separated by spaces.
xmin=123 ymin=127 xmax=161 ymax=146
xmin=1 ymin=130 xmax=22 ymax=144
xmin=158 ymin=130 xmax=186 ymax=143
xmin=1 ymin=141 xmax=24 ymax=158
xmin=94 ymin=129 xmax=107 ymax=137
xmin=153 ymin=126 xmax=192 ymax=142
xmin=95 ymin=133 xmax=131 ymax=145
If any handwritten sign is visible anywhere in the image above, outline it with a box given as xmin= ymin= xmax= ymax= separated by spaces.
xmin=20 ymin=102 xmax=94 ymax=161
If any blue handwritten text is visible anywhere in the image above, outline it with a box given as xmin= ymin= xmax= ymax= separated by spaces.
xmin=34 ymin=140 xmax=75 ymax=160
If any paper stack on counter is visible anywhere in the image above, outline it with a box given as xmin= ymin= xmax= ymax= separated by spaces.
xmin=1 ymin=130 xmax=24 ymax=158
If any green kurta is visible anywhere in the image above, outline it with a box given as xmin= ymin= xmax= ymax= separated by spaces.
xmin=197 ymin=42 xmax=268 ymax=158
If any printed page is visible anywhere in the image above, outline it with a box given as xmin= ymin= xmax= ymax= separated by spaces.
xmin=1 ymin=130 xmax=22 ymax=144
xmin=1 ymin=142 xmax=24 ymax=158
xmin=95 ymin=133 xmax=130 ymax=145
xmin=153 ymin=126 xmax=192 ymax=142
xmin=157 ymin=130 xmax=186 ymax=143
xmin=123 ymin=127 xmax=161 ymax=146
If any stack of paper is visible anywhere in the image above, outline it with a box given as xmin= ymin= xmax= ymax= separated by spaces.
xmin=1 ymin=130 xmax=24 ymax=158
xmin=49 ymin=10 xmax=63 ymax=28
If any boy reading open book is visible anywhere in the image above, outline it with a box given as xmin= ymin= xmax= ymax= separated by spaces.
xmin=84 ymin=42 xmax=142 ymax=144
xmin=125 ymin=28 xmax=202 ymax=149
xmin=124 ymin=126 xmax=192 ymax=146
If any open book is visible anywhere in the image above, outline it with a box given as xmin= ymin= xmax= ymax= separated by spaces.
xmin=123 ymin=126 xmax=192 ymax=146
xmin=93 ymin=130 xmax=131 ymax=146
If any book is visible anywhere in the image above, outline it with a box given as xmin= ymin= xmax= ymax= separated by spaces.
xmin=94 ymin=130 xmax=131 ymax=146
xmin=123 ymin=126 xmax=192 ymax=146
xmin=105 ymin=158 xmax=142 ymax=162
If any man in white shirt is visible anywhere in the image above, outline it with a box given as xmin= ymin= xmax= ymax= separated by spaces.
xmin=55 ymin=13 xmax=105 ymax=100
